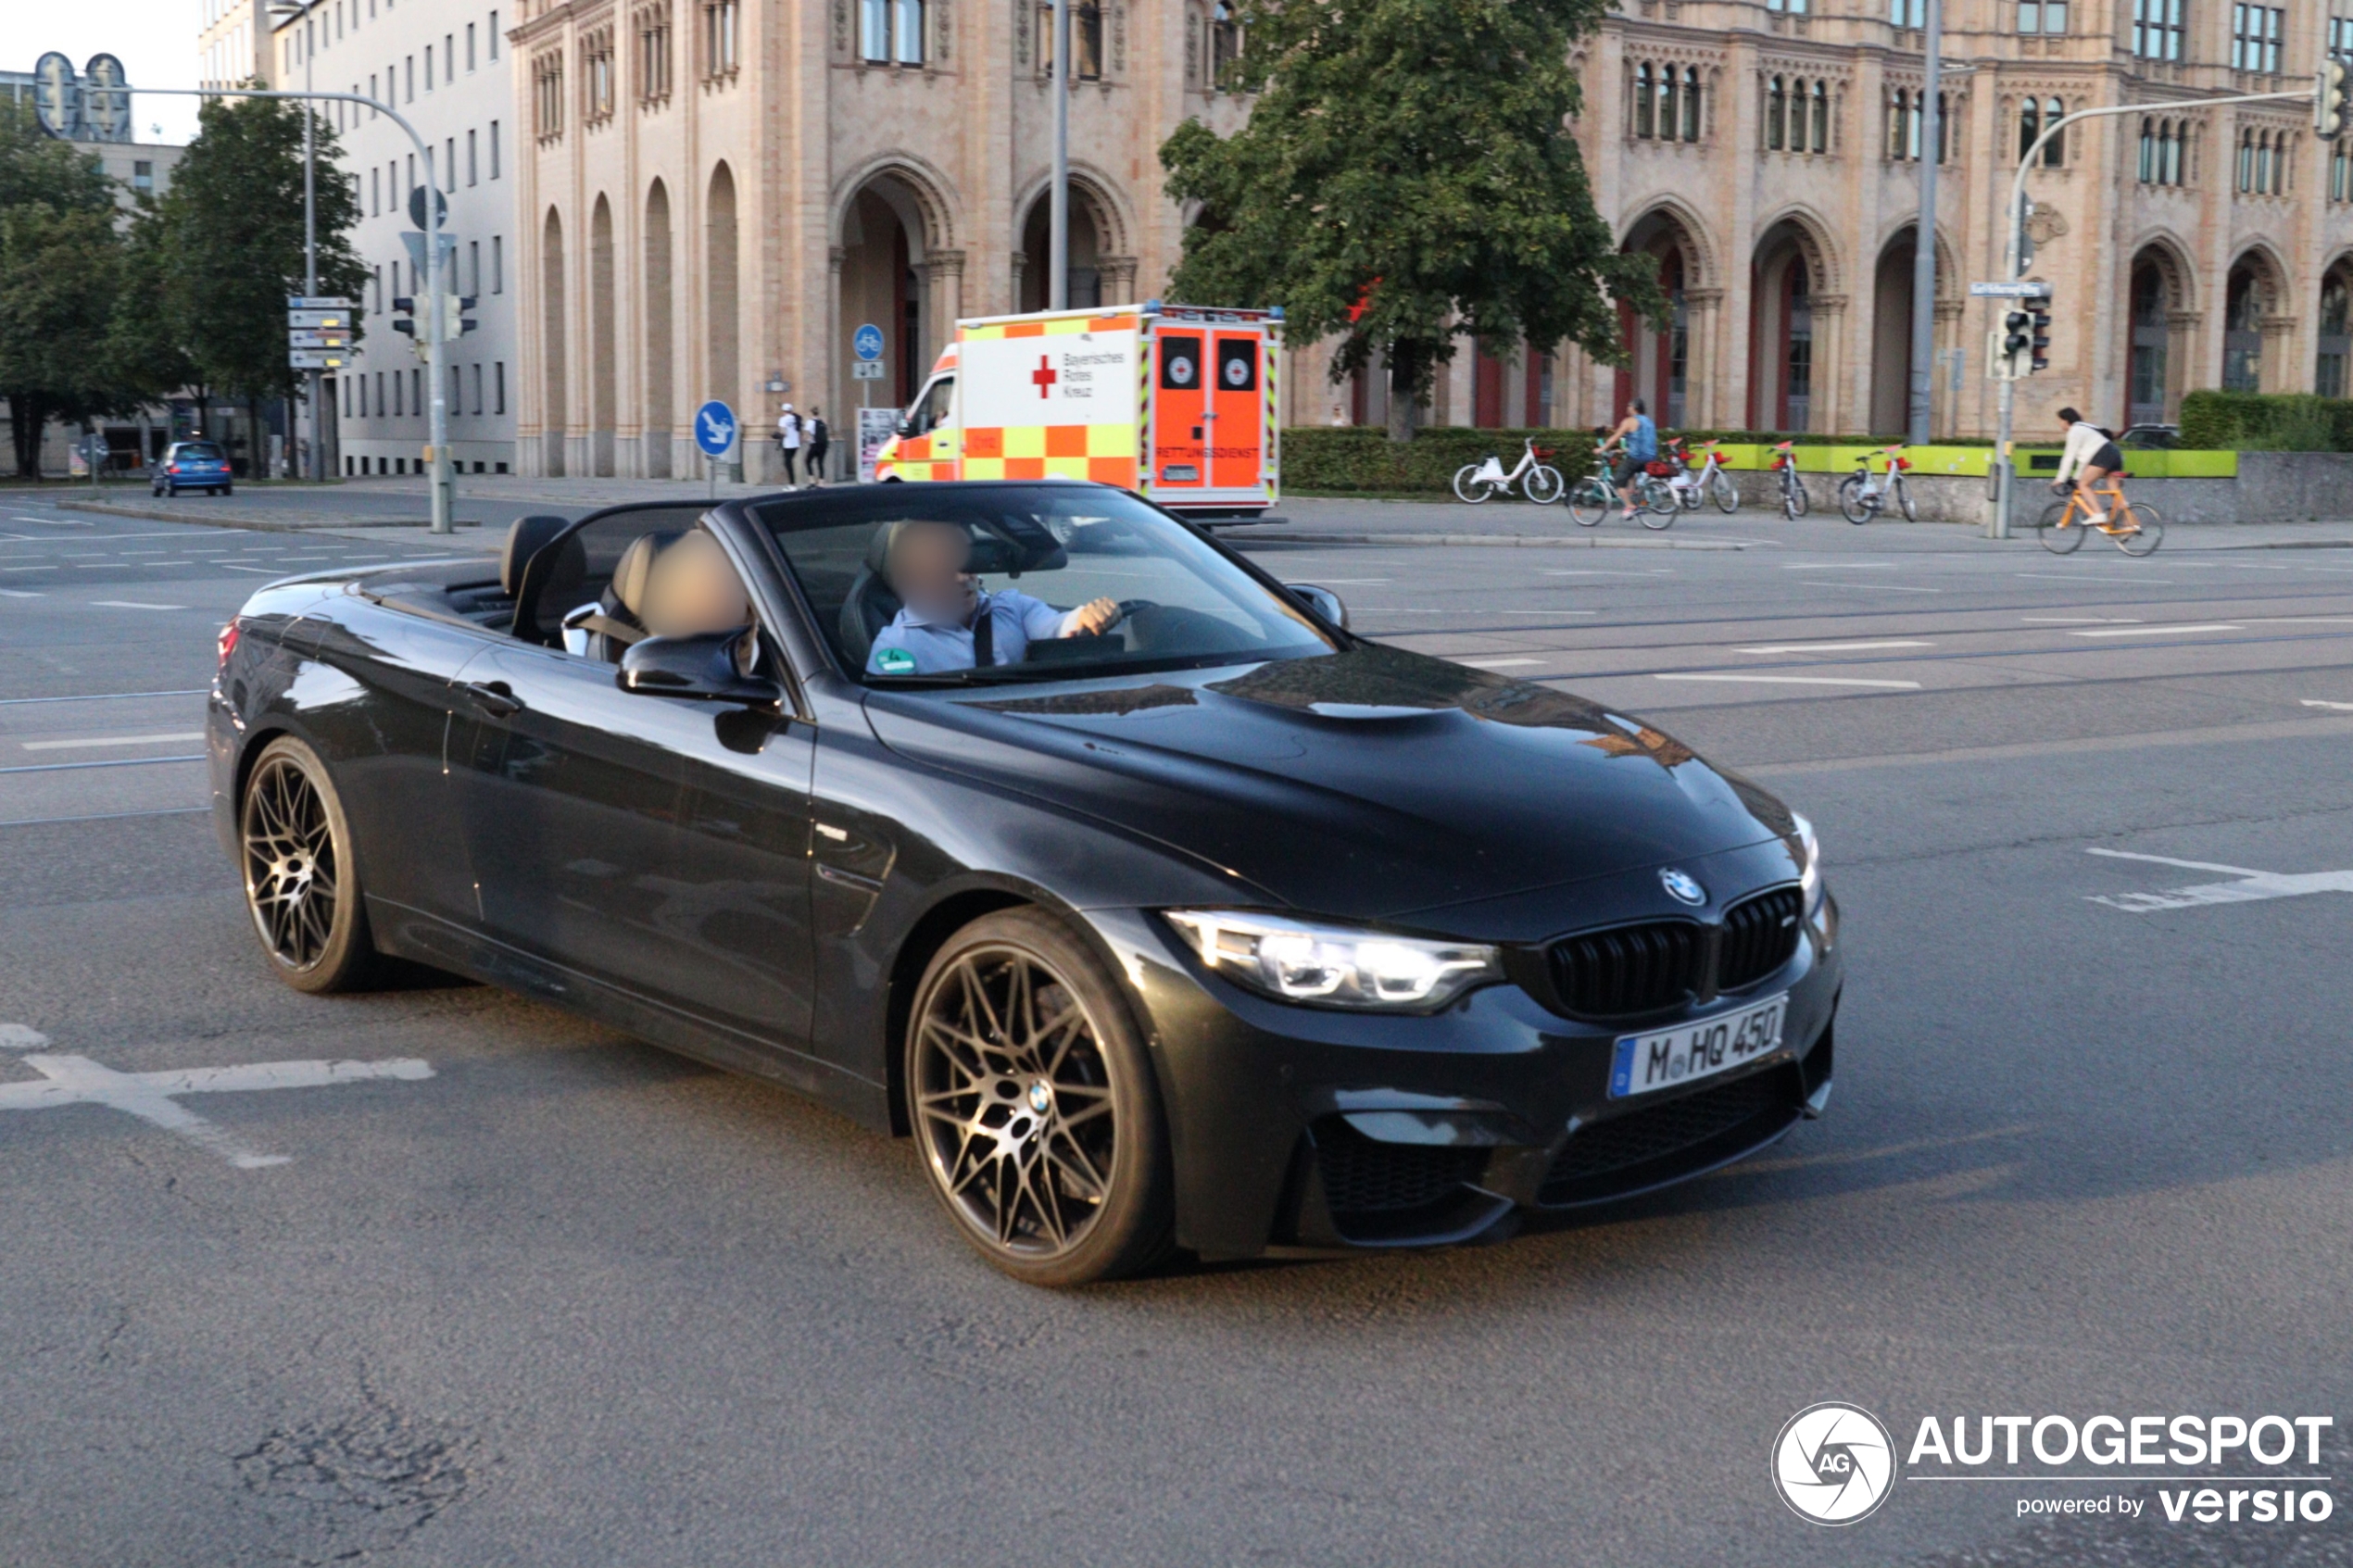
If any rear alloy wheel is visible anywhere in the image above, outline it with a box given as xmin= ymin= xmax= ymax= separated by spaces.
xmin=906 ymin=909 xmax=1171 ymax=1286
xmin=240 ymin=736 xmax=382 ymax=993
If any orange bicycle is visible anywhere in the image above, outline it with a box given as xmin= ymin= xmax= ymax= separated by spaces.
xmin=2036 ymin=472 xmax=2163 ymax=556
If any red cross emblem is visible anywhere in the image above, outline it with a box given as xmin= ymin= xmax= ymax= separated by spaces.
xmin=1031 ymin=355 xmax=1058 ymax=398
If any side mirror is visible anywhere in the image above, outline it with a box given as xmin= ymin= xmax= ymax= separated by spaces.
xmin=896 ymin=419 xmax=916 ymax=439
xmin=618 ymin=628 xmax=784 ymax=707
xmin=1284 ymin=583 xmax=1349 ymax=630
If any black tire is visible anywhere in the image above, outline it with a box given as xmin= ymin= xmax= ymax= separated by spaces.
xmin=2114 ymin=503 xmax=2164 ymax=556
xmin=239 ymin=735 xmax=384 ymax=993
xmin=904 ymin=908 xmax=1173 ymax=1286
xmin=1567 ymin=476 xmax=1613 ymax=527
xmin=2036 ymin=498 xmax=2087 ymax=553
xmin=221 ymin=483 xmax=233 ymax=496
xmin=1838 ymin=473 xmax=1873 ymax=524
xmin=1709 ymin=469 xmax=1741 ymax=514
xmin=1894 ymin=476 xmax=1917 ymax=522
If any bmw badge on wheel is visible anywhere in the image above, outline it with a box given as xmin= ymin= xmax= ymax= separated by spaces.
xmin=1772 ymin=1403 xmax=1897 ymax=1524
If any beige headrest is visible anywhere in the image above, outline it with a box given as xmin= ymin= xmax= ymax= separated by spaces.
xmin=610 ymin=531 xmax=676 ymax=619
xmin=640 ymin=531 xmax=752 ymax=638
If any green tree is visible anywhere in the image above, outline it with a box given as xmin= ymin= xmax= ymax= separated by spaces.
xmin=1160 ymin=0 xmax=1660 ymax=439
xmin=0 ymin=99 xmax=122 ymax=477
xmin=153 ymin=94 xmax=367 ymax=470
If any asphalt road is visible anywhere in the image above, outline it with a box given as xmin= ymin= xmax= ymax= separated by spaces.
xmin=1 ymin=488 xmax=2347 ymax=1567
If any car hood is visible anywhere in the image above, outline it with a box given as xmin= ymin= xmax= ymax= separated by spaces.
xmin=860 ymin=646 xmax=1798 ymax=924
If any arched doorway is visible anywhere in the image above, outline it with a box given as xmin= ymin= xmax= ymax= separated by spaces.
xmin=1749 ymin=220 xmax=1822 ymax=432
xmin=589 ymin=194 xmax=616 ymax=477
xmin=1870 ymin=231 xmax=1917 ymax=435
xmin=707 ymin=163 xmax=740 ymax=459
xmin=2223 ymin=260 xmax=2266 ymax=392
xmin=1019 ymin=195 xmax=1101 ymax=313
xmin=2126 ymin=246 xmax=2188 ymax=426
xmin=541 ymin=207 xmax=566 ymax=476
xmin=1618 ymin=210 xmax=1700 ymax=428
xmin=2317 ymin=262 xmax=2352 ymax=397
xmin=644 ymin=179 xmax=673 ymax=477
xmin=839 ymin=173 xmax=936 ymax=415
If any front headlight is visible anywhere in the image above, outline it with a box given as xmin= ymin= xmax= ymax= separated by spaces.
xmin=1162 ymin=910 xmax=1502 ymax=1011
xmin=1792 ymin=812 xmax=1823 ymax=913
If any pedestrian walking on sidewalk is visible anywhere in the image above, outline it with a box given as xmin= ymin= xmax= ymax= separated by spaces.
xmin=806 ymin=408 xmax=831 ymax=484
xmin=776 ymin=403 xmax=803 ymax=488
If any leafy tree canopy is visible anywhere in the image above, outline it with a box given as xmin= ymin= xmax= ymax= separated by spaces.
xmin=0 ymin=99 xmax=125 ymax=475
xmin=1160 ymin=0 xmax=1661 ymax=436
xmin=155 ymin=94 xmax=368 ymax=408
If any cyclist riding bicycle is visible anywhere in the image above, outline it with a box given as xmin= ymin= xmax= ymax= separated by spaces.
xmin=1600 ymin=397 xmax=1659 ymax=521
xmin=2052 ymin=406 xmax=2127 ymax=527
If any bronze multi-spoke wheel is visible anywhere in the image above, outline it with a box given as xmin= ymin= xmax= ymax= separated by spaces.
xmin=240 ymin=736 xmax=380 ymax=993
xmin=906 ymin=909 xmax=1171 ymax=1286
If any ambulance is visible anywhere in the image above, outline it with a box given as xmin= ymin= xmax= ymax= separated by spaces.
xmin=873 ymin=301 xmax=1282 ymax=519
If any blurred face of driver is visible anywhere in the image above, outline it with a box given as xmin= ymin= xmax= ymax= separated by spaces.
xmin=888 ymin=521 xmax=977 ymax=625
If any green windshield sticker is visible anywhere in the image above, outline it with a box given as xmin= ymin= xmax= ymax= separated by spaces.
xmin=875 ymin=646 xmax=918 ymax=675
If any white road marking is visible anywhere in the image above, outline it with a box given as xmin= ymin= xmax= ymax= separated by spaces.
xmin=2022 ymin=616 xmax=2138 ymax=623
xmin=2016 ymin=572 xmax=2174 ymax=583
xmin=0 ymin=1053 xmax=434 ymax=1169
xmin=0 ymin=589 xmax=41 ymax=598
xmin=1541 ymin=569 xmax=1675 ymax=577
xmin=88 ymin=601 xmax=187 ymax=610
xmin=2301 ymin=699 xmax=2353 ymax=711
xmin=1301 ymin=578 xmax=1391 ymax=584
xmin=1655 ymin=673 xmax=1923 ymax=689
xmin=1736 ymin=640 xmax=1933 ymax=654
xmin=20 ymin=732 xmax=207 ymax=752
xmin=2070 ymin=623 xmax=2242 ymax=637
xmin=1779 ymin=562 xmax=1897 ymax=570
xmin=1793 ymin=581 xmax=1943 ymax=592
xmin=2084 ymin=847 xmax=2353 ymax=913
xmin=0 ymin=1024 xmax=48 ymax=1049
xmin=220 ymin=564 xmax=278 ymax=573
xmin=1459 ymin=657 xmax=1543 ymax=668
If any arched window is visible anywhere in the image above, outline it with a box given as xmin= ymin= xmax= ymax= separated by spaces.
xmin=1658 ymin=62 xmax=1677 ymax=138
xmin=2239 ymin=127 xmax=2255 ymax=191
xmin=2019 ymin=96 xmax=2039 ymax=159
xmin=2043 ymin=98 xmax=2065 ymax=163
xmin=2140 ymin=117 xmax=2156 ymax=182
xmin=2334 ymin=136 xmax=2350 ymax=201
xmin=1812 ymin=79 xmax=1830 ymax=152
xmin=1683 ymin=67 xmax=1704 ymax=140
xmin=1936 ymin=92 xmax=1952 ymax=161
xmin=1637 ymin=64 xmax=1655 ymax=138
xmin=1768 ymin=76 xmax=1786 ymax=150
xmin=1890 ymin=87 xmax=1909 ymax=159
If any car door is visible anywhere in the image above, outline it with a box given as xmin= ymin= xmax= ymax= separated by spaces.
xmin=1209 ymin=330 xmax=1265 ymax=492
xmin=1151 ymin=330 xmax=1207 ymax=492
xmin=450 ymin=636 xmax=703 ymax=1009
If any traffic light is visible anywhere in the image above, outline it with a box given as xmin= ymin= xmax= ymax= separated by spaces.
xmin=449 ymin=295 xmax=479 ymax=341
xmin=2028 ymin=294 xmax=2054 ymax=374
xmin=2002 ymin=310 xmax=2033 ymax=379
xmin=390 ymin=295 xmax=417 ymax=338
xmin=2318 ymin=58 xmax=2349 ymax=136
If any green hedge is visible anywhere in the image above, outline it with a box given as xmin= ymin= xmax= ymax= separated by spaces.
xmin=2179 ymin=391 xmax=2353 ymax=451
xmin=1280 ymin=426 xmax=1990 ymax=494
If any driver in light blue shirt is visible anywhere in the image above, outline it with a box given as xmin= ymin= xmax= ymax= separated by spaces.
xmin=866 ymin=518 xmax=1121 ymax=675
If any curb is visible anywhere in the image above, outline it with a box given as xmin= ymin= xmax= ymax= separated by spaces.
xmin=1235 ymin=531 xmax=1755 ymax=550
xmin=53 ymin=498 xmax=483 ymax=533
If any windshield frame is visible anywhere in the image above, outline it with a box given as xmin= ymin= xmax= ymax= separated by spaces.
xmin=737 ymin=482 xmax=1355 ymax=689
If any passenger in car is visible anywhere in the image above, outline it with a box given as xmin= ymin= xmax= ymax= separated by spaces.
xmin=866 ymin=519 xmax=1118 ymax=675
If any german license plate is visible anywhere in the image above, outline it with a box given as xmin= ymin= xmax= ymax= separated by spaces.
xmin=1608 ymin=995 xmax=1787 ymax=1099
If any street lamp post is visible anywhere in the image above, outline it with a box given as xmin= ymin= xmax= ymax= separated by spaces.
xmin=268 ymin=3 xmax=326 ymax=481
xmin=1905 ymin=0 xmax=1944 ymax=446
xmin=124 ymin=85 xmax=455 ymax=534
xmin=1050 ymin=0 xmax=1070 ymax=310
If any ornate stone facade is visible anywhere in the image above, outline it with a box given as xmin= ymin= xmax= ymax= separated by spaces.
xmin=512 ymin=0 xmax=2353 ymax=461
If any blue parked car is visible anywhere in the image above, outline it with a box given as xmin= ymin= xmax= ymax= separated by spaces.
xmin=152 ymin=441 xmax=233 ymax=496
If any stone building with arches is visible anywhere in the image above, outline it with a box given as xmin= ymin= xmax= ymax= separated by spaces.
xmin=507 ymin=0 xmax=1247 ymax=478
xmin=1310 ymin=0 xmax=2353 ymax=439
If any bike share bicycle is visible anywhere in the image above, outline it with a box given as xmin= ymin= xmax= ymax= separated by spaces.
xmin=1838 ymin=445 xmax=1918 ymax=523
xmin=1567 ymin=445 xmax=1676 ymax=529
xmin=1453 ymin=436 xmax=1566 ymax=505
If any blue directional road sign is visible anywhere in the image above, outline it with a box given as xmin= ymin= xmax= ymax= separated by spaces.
xmin=694 ymin=400 xmax=737 ymax=458
xmin=852 ymin=323 xmax=886 ymax=363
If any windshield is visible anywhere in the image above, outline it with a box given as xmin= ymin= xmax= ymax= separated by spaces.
xmin=176 ymin=443 xmax=225 ymax=460
xmin=756 ymin=484 xmax=1339 ymax=684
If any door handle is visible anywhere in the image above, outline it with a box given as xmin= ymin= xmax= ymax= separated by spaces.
xmin=462 ymin=680 xmax=524 ymax=718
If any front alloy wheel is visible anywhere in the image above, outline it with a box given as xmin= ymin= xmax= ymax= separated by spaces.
xmin=240 ymin=736 xmax=381 ymax=992
xmin=907 ymin=909 xmax=1170 ymax=1286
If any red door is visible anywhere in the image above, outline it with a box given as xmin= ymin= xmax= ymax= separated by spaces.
xmin=1474 ymin=345 xmax=1504 ymax=428
xmin=1152 ymin=331 xmax=1207 ymax=491
xmin=1208 ymin=331 xmax=1264 ymax=490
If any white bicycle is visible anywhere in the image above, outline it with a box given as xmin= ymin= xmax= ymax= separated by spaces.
xmin=1453 ymin=436 xmax=1566 ymax=505
xmin=1664 ymin=437 xmax=1741 ymax=514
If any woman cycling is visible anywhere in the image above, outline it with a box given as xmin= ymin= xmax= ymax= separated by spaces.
xmin=2053 ymin=407 xmax=2126 ymax=526
xmin=1601 ymin=397 xmax=1659 ymax=521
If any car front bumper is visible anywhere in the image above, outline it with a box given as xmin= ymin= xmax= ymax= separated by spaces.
xmin=1085 ymin=879 xmax=1843 ymax=1261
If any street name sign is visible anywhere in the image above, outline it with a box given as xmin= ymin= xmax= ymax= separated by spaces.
xmin=1969 ymin=282 xmax=2053 ymax=299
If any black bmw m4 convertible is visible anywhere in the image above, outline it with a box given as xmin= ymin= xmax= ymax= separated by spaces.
xmin=208 ymin=483 xmax=1842 ymax=1285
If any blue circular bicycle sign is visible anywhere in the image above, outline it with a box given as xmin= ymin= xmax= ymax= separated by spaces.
xmin=693 ymin=400 xmax=736 ymax=458
xmin=852 ymin=323 xmax=885 ymax=363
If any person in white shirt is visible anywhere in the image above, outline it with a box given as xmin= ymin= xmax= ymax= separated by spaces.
xmin=776 ymin=404 xmax=803 ymax=487
xmin=2052 ymin=407 xmax=2127 ymax=526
